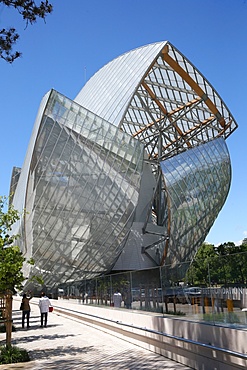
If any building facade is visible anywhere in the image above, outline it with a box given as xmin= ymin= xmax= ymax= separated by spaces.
xmin=10 ymin=41 xmax=237 ymax=289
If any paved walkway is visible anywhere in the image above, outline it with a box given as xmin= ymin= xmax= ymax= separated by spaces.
xmin=0 ymin=297 xmax=192 ymax=369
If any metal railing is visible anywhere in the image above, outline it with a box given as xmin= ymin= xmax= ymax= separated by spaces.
xmin=59 ymin=252 xmax=247 ymax=328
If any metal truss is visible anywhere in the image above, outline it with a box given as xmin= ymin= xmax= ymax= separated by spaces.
xmin=120 ymin=43 xmax=237 ymax=163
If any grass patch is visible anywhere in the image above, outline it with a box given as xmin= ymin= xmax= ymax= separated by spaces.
xmin=0 ymin=345 xmax=30 ymax=364
xmin=138 ymin=306 xmax=186 ymax=316
xmin=203 ymin=312 xmax=240 ymax=324
xmin=138 ymin=306 xmax=164 ymax=313
xmin=165 ymin=310 xmax=186 ymax=316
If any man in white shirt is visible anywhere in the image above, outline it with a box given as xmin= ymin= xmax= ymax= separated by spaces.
xmin=39 ymin=292 xmax=51 ymax=327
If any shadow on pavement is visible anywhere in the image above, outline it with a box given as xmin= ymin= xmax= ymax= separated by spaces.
xmin=12 ymin=332 xmax=79 ymax=346
xmin=28 ymin=344 xmax=95 ymax=361
xmin=24 ymin=348 xmax=186 ymax=369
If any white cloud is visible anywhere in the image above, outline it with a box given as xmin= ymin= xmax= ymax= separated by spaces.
xmin=235 ymin=240 xmax=243 ymax=246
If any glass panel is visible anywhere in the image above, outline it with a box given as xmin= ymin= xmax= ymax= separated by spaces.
xmin=160 ymin=138 xmax=231 ymax=265
xmin=24 ymin=90 xmax=144 ymax=287
xmin=67 ymin=250 xmax=247 ymax=329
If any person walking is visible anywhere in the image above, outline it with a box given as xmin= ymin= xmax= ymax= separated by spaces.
xmin=21 ymin=293 xmax=32 ymax=328
xmin=38 ymin=292 xmax=51 ymax=327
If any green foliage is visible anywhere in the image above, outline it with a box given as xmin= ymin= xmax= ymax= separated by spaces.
xmin=203 ymin=312 xmax=240 ymax=324
xmin=186 ymin=243 xmax=217 ymax=285
xmin=0 ymin=28 xmax=20 ymax=63
xmin=27 ymin=257 xmax=35 ymax=265
xmin=0 ymin=196 xmax=26 ymax=292
xmin=165 ymin=310 xmax=186 ymax=316
xmin=0 ymin=345 xmax=30 ymax=364
xmin=0 ymin=196 xmax=20 ymax=247
xmin=186 ymin=242 xmax=247 ymax=286
xmin=139 ymin=305 xmax=164 ymax=313
xmin=29 ymin=275 xmax=44 ymax=285
xmin=139 ymin=305 xmax=186 ymax=315
xmin=0 ymin=324 xmax=16 ymax=333
xmin=0 ymin=0 xmax=53 ymax=63
xmin=0 ymin=246 xmax=26 ymax=291
xmin=0 ymin=196 xmax=41 ymax=292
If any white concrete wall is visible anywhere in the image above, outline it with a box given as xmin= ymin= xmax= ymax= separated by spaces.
xmin=51 ymin=299 xmax=247 ymax=370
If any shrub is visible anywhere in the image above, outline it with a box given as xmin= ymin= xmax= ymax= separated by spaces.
xmin=0 ymin=324 xmax=16 ymax=333
xmin=203 ymin=312 xmax=240 ymax=324
xmin=0 ymin=345 xmax=30 ymax=364
xmin=165 ymin=310 xmax=186 ymax=316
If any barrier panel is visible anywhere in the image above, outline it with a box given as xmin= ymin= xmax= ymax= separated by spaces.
xmin=59 ymin=251 xmax=247 ymax=328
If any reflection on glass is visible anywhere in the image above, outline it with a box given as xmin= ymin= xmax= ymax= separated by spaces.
xmin=160 ymin=138 xmax=231 ymax=264
xmin=24 ymin=90 xmax=144 ymax=286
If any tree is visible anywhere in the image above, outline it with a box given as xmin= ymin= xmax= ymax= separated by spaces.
xmin=242 ymin=237 xmax=247 ymax=246
xmin=0 ymin=196 xmax=34 ymax=350
xmin=215 ymin=242 xmax=247 ymax=285
xmin=0 ymin=0 xmax=53 ymax=63
xmin=187 ymin=241 xmax=247 ymax=287
xmin=0 ymin=196 xmax=27 ymax=292
xmin=186 ymin=243 xmax=218 ymax=286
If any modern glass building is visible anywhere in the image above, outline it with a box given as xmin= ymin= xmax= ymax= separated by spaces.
xmin=10 ymin=41 xmax=237 ymax=290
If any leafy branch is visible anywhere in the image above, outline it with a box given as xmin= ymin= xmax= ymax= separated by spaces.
xmin=0 ymin=0 xmax=53 ymax=63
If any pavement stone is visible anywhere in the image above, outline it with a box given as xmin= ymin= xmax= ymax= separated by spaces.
xmin=0 ymin=297 xmax=192 ymax=370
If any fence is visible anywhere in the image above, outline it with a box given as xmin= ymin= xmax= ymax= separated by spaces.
xmin=0 ymin=291 xmax=13 ymax=346
xmin=60 ymin=252 xmax=247 ymax=328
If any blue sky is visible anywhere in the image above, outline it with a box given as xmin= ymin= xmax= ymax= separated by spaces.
xmin=0 ymin=0 xmax=246 ymax=246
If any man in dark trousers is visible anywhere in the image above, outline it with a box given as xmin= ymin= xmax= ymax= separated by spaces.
xmin=21 ymin=292 xmax=32 ymax=328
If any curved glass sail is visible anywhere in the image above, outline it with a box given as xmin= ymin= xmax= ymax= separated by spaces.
xmin=160 ymin=138 xmax=231 ymax=265
xmin=10 ymin=41 xmax=237 ymax=289
xmin=22 ymin=90 xmax=144 ymax=286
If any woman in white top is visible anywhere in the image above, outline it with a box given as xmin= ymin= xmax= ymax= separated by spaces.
xmin=38 ymin=292 xmax=51 ymax=327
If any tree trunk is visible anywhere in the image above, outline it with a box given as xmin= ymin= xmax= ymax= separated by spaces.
xmin=5 ymin=291 xmax=12 ymax=347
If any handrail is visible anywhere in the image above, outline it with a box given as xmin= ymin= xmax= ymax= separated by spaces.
xmin=53 ymin=304 xmax=247 ymax=361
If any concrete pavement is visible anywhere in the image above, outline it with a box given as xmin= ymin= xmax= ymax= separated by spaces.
xmin=0 ymin=297 xmax=192 ymax=369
